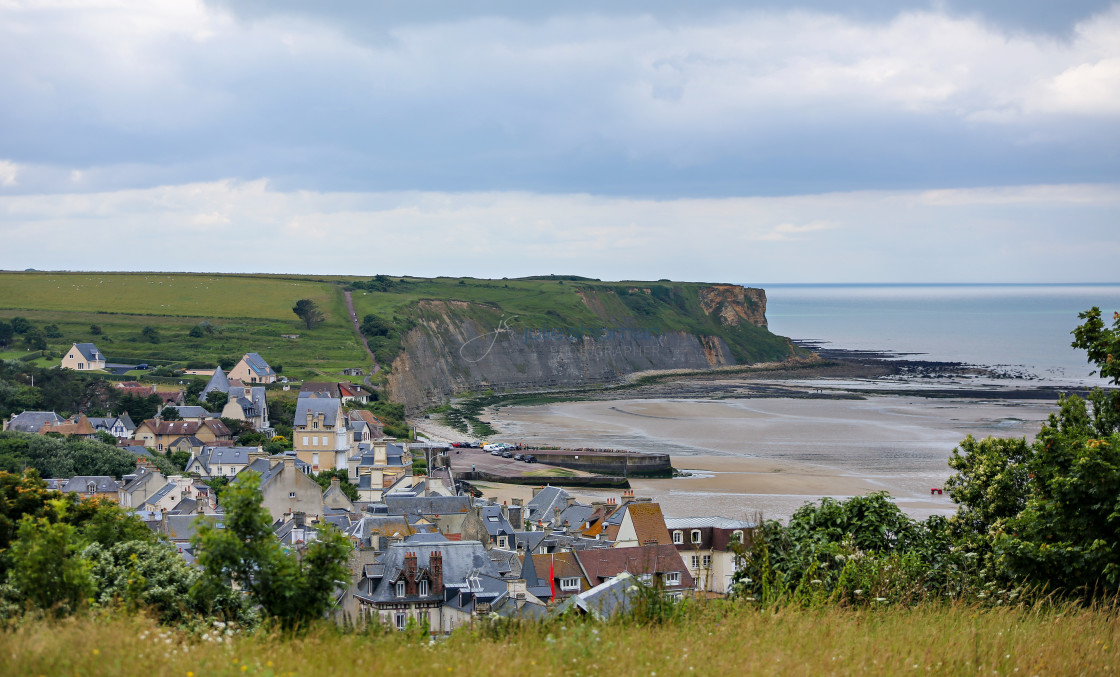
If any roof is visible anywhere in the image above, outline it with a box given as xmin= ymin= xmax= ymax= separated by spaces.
xmin=384 ymin=496 xmax=472 ymax=516
xmin=60 ymin=476 xmax=120 ymax=494
xmin=120 ymin=445 xmax=153 ymax=458
xmin=40 ymin=414 xmax=97 ymax=436
xmin=295 ymin=397 xmax=341 ymax=423
xmin=5 ymin=411 xmax=65 ymax=433
xmin=526 ymin=486 xmax=569 ymax=523
xmin=664 ymin=516 xmax=756 ymax=530
xmin=574 ymin=545 xmax=694 ymax=587
xmin=71 ymin=343 xmax=102 ymax=362
xmin=480 ymin=505 xmax=516 ymax=538
xmin=141 ymin=482 xmax=178 ymax=508
xmin=355 ymin=540 xmax=501 ymax=605
xmin=202 ymin=367 xmax=230 ymax=396
xmin=520 ymin=552 xmax=553 ymax=600
xmin=623 ymin=503 xmax=674 ymax=546
xmin=172 ymin=406 xmax=216 ymax=419
xmin=565 ymin=572 xmax=641 ymax=620
xmin=115 ymin=413 xmax=136 ymax=430
xmin=242 ymin=353 xmax=274 ymax=377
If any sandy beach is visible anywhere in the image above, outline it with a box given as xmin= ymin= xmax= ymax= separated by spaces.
xmin=481 ymin=394 xmax=1057 ymax=521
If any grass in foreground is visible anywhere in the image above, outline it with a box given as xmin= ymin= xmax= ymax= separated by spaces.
xmin=3 ymin=602 xmax=1118 ymax=676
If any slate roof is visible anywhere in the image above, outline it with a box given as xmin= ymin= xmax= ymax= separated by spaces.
xmin=5 ymin=411 xmax=65 ymax=433
xmin=526 ymin=486 xmax=569 ymax=524
xmin=115 ymin=412 xmax=136 ymax=431
xmin=122 ymin=466 xmax=161 ymax=492
xmin=480 ymin=505 xmax=516 ymax=538
xmin=72 ymin=342 xmax=103 ymax=362
xmin=141 ymin=482 xmax=178 ymax=508
xmin=60 ymin=476 xmax=120 ymax=494
xmin=384 ymin=495 xmax=471 ymax=517
xmin=295 ymin=397 xmax=341 ymax=422
xmin=515 ymin=531 xmax=550 ymax=554
xmin=161 ymin=514 xmax=215 ymax=541
xmin=172 ymin=406 xmax=217 ymax=419
xmin=202 ymin=367 xmax=230 ymax=396
xmin=242 ymin=353 xmax=274 ymax=378
xmin=520 ymin=551 xmax=554 ymax=600
xmin=561 ymin=572 xmax=641 ymax=620
xmin=120 ymin=445 xmax=154 ymax=458
xmin=355 ymin=539 xmax=501 ymax=605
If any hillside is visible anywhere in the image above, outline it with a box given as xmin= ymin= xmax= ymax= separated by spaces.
xmin=0 ymin=272 xmax=799 ymax=406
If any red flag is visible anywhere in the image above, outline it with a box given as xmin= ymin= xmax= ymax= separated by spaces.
xmin=550 ymin=555 xmax=556 ymax=599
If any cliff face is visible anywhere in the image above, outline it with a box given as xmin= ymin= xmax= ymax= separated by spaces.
xmin=387 ymin=284 xmax=787 ymax=410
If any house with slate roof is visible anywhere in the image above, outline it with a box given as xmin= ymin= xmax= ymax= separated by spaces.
xmin=61 ymin=342 xmax=106 ymax=371
xmin=228 ymin=352 xmax=276 ymax=384
xmin=256 ymin=455 xmax=326 ymax=523
xmin=221 ymin=383 xmax=270 ymax=431
xmin=293 ymin=396 xmax=350 ymax=473
xmin=120 ymin=466 xmax=167 ymax=508
xmin=88 ymin=412 xmax=136 ymax=439
xmin=525 ymin=486 xmax=570 ymax=527
xmin=134 ymin=418 xmax=232 ymax=452
xmin=201 ymin=366 xmax=231 ymax=401
xmin=184 ymin=446 xmax=261 ymax=479
xmin=555 ymin=571 xmax=642 ymax=620
xmin=353 ymin=534 xmax=505 ymax=634
xmin=60 ymin=476 xmax=121 ymax=501
xmin=3 ymin=411 xmax=65 ymax=433
xmin=528 ymin=551 xmax=591 ymax=603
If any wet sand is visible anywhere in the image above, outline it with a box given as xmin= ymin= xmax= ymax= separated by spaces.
xmin=485 ymin=395 xmax=1057 ymax=521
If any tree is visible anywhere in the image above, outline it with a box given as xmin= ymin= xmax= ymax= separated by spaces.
xmin=192 ymin=472 xmax=351 ymax=628
xmin=361 ymin=314 xmax=391 ymax=338
xmin=140 ymin=326 xmax=161 ymax=344
xmin=6 ymin=506 xmax=94 ymax=615
xmin=88 ymin=325 xmax=102 ymax=336
xmin=292 ymin=299 xmax=324 ymax=330
xmin=161 ymin=406 xmax=182 ymax=421
xmin=0 ymin=320 xmax=13 ymax=347
xmin=116 ymin=393 xmax=161 ymax=422
xmin=312 ymin=468 xmax=359 ymax=502
xmin=204 ymin=390 xmax=229 ymax=411
xmin=10 ymin=317 xmax=31 ymax=335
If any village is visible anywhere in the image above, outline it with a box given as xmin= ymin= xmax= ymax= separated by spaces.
xmin=1 ymin=341 xmax=752 ymax=633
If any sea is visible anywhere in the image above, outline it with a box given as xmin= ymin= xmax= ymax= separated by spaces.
xmin=757 ymin=283 xmax=1120 ymax=388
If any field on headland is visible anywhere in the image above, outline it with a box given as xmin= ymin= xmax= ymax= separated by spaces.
xmin=4 ymin=602 xmax=1118 ymax=676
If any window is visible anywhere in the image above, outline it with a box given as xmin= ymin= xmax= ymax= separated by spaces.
xmin=665 ymin=572 xmax=681 ymax=587
xmin=289 ymin=491 xmax=297 ymax=499
xmin=302 ymin=436 xmax=308 ymax=446
xmin=673 ymin=530 xmax=683 ymax=545
xmin=691 ymin=555 xmax=700 ymax=568
xmin=691 ymin=530 xmax=702 ymax=544
xmin=157 ymin=444 xmax=163 ymax=451
xmin=312 ymin=453 xmax=319 ymax=466
xmin=418 ymin=610 xmax=429 ymax=628
xmin=396 ymin=580 xmax=406 ymax=598
xmin=321 ymin=436 xmax=328 ymax=447
xmin=702 ymin=555 xmax=712 ymax=567
xmin=394 ymin=612 xmax=407 ymax=630
xmin=639 ymin=573 xmax=653 ymax=583
xmin=731 ymin=530 xmax=744 ymax=544
xmin=419 ymin=580 xmax=429 ymax=596
xmin=498 ymin=536 xmax=507 ymax=549
xmin=559 ymin=577 xmax=580 ymax=591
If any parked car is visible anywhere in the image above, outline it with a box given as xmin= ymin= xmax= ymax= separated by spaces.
xmin=523 ymin=455 xmax=537 ymax=463
xmin=513 ymin=454 xmax=523 ymax=461
xmin=491 ymin=450 xmax=501 ymax=456
xmin=483 ymin=443 xmax=501 ymax=452
xmin=501 ymin=450 xmax=513 ymax=458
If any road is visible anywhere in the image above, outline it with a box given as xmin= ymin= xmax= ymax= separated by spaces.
xmin=343 ymin=290 xmax=380 ymax=384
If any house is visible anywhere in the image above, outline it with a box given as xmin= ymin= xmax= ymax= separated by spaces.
xmin=342 ymin=367 xmax=364 ymax=377
xmin=138 ymin=476 xmax=196 ymax=513
xmin=227 ymin=353 xmax=276 ymax=384
xmin=61 ymin=343 xmax=106 ymax=371
xmin=114 ymin=382 xmax=156 ymax=398
xmin=299 ymin=381 xmax=371 ymax=404
xmin=557 ymin=572 xmax=642 ymax=620
xmin=476 ymin=504 xmax=517 ymax=550
xmin=221 ymin=383 xmax=270 ymax=431
xmin=59 ymin=476 xmax=121 ymax=501
xmin=525 ymin=486 xmax=570 ymax=527
xmin=348 ymin=410 xmax=385 ymax=440
xmin=293 ymin=397 xmax=350 ymax=473
xmin=156 ymin=389 xmax=186 ymax=408
xmin=3 ymin=411 xmax=65 ymax=433
xmin=120 ymin=466 xmax=167 ymax=509
xmin=529 ymin=551 xmax=591 ymax=603
xmin=134 ymin=419 xmax=232 ymax=452
xmin=574 ymin=544 xmax=694 ymax=598
xmin=665 ymin=516 xmax=753 ymax=595
xmin=89 ymin=413 xmax=136 ymax=439
xmin=610 ymin=501 xmax=674 ymax=548
xmin=165 ymin=406 xmax=214 ymax=422
xmin=255 ymin=455 xmax=326 ymax=523
xmin=184 ymin=446 xmax=262 ymax=479
xmin=39 ymin=414 xmax=98 ymax=439
xmin=322 ymin=476 xmax=355 ymax=512
xmin=353 ymin=535 xmax=505 ymax=634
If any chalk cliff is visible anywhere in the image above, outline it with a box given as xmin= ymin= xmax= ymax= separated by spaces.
xmin=386 ymin=284 xmax=789 ymax=410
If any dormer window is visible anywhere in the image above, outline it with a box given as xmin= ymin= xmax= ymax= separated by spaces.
xmin=419 ymin=580 xmax=429 ymax=596
xmin=691 ymin=530 xmax=702 ymax=544
xmin=396 ymin=580 xmax=406 ymax=598
xmin=87 ymin=481 xmax=96 ymax=494
xmin=731 ymin=530 xmax=744 ymax=544
xmin=673 ymin=530 xmax=683 ymax=544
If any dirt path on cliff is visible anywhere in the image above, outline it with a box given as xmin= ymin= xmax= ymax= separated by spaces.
xmin=343 ymin=290 xmax=380 ymax=381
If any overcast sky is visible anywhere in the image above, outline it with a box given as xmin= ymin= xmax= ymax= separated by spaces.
xmin=1 ymin=0 xmax=1118 ymax=282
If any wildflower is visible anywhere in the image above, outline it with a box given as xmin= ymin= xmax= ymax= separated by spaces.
xmin=875 ymin=597 xmax=888 ymax=602
xmin=811 ymin=579 xmax=822 ymax=585
xmin=92 ymin=649 xmax=100 ymax=656
xmin=854 ymin=589 xmax=863 ymax=595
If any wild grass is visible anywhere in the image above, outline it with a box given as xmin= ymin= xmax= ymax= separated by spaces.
xmin=3 ymin=601 xmax=1118 ymax=676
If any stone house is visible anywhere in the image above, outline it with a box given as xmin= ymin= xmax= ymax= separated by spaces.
xmin=665 ymin=516 xmax=753 ymax=595
xmin=293 ymin=396 xmax=350 ymax=473
xmin=227 ymin=353 xmax=276 ymax=384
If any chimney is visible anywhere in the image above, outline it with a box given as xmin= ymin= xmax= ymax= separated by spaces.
xmin=429 ymin=550 xmax=443 ymax=595
xmin=404 ymin=551 xmax=418 ymax=595
xmin=508 ymin=504 xmax=523 ymax=530
xmin=331 ymin=476 xmax=341 ymax=490
xmin=283 ymin=455 xmax=295 ymax=471
xmin=566 ymin=496 xmax=576 ymax=509
xmin=293 ymin=512 xmax=306 ymax=527
xmin=553 ymin=506 xmax=561 ymax=523
xmin=531 ymin=486 xmax=545 ymax=498
xmin=512 ymin=498 xmax=523 ymax=507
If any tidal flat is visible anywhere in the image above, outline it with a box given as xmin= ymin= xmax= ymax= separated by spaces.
xmin=486 ymin=392 xmax=1058 ymax=521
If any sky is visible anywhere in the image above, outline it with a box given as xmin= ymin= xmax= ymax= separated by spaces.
xmin=1 ymin=0 xmax=1118 ymax=282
